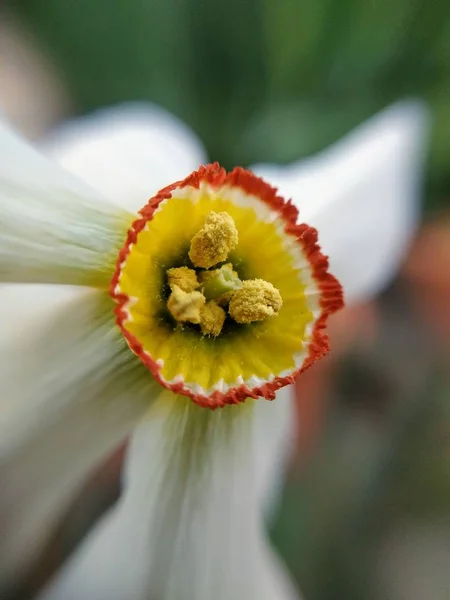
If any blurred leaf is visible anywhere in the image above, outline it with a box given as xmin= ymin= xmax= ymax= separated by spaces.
xmin=9 ymin=0 xmax=450 ymax=207
xmin=261 ymin=0 xmax=332 ymax=96
xmin=180 ymin=0 xmax=266 ymax=164
xmin=425 ymin=85 xmax=450 ymax=208
xmin=11 ymin=0 xmax=197 ymax=123
xmin=386 ymin=379 xmax=450 ymax=518
xmin=237 ymin=99 xmax=376 ymax=165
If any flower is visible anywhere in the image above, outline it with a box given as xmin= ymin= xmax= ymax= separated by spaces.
xmin=110 ymin=162 xmax=343 ymax=408
xmin=0 ymin=101 xmax=427 ymax=600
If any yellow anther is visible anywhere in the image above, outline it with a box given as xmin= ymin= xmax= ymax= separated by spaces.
xmin=199 ymin=301 xmax=226 ymax=337
xmin=189 ymin=211 xmax=238 ymax=269
xmin=167 ymin=266 xmax=199 ymax=293
xmin=228 ymin=279 xmax=282 ymax=324
xmin=167 ymin=285 xmax=205 ymax=324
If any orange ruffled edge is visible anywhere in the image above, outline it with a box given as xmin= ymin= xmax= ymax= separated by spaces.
xmin=110 ymin=163 xmax=344 ymax=409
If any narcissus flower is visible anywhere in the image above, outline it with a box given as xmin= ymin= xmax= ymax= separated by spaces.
xmin=0 ymin=101 xmax=427 ymax=600
xmin=110 ymin=163 xmax=343 ymax=408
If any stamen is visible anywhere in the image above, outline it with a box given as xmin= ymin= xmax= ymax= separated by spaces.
xmin=167 ymin=266 xmax=199 ymax=293
xmin=198 ymin=263 xmax=242 ymax=303
xmin=199 ymin=301 xmax=226 ymax=337
xmin=229 ymin=279 xmax=283 ymax=324
xmin=189 ymin=211 xmax=238 ymax=269
xmin=167 ymin=285 xmax=206 ymax=324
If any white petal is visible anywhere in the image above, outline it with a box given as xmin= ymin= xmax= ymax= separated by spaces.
xmin=0 ymin=117 xmax=132 ymax=285
xmin=43 ymin=102 xmax=209 ymax=213
xmin=0 ymin=284 xmax=83 ymax=421
xmin=0 ymin=287 xmax=156 ymax=590
xmin=254 ymin=386 xmax=296 ymax=519
xmin=0 ymin=284 xmax=72 ymax=329
xmin=252 ymin=101 xmax=430 ymax=304
xmin=40 ymin=396 xmax=300 ymax=600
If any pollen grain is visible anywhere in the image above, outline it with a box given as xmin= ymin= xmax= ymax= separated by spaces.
xmin=229 ymin=279 xmax=282 ymax=324
xmin=189 ymin=211 xmax=238 ymax=269
xmin=167 ymin=266 xmax=199 ymax=293
xmin=199 ymin=301 xmax=226 ymax=337
xmin=167 ymin=285 xmax=205 ymax=324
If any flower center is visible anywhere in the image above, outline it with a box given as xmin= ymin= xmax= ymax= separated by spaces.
xmin=111 ymin=163 xmax=344 ymax=408
xmin=165 ymin=211 xmax=282 ymax=337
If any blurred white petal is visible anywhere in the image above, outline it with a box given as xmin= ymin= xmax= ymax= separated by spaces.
xmin=252 ymin=101 xmax=429 ymax=303
xmin=43 ymin=102 xmax=208 ymax=213
xmin=40 ymin=396 xmax=300 ymax=600
xmin=254 ymin=386 xmax=296 ymax=519
xmin=0 ymin=283 xmax=76 ymax=338
xmin=0 ymin=117 xmax=132 ymax=285
xmin=0 ymin=288 xmax=156 ymax=590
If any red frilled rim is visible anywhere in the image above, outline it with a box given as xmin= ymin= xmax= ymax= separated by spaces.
xmin=110 ymin=163 xmax=344 ymax=409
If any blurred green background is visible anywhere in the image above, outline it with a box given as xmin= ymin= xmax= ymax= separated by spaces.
xmin=8 ymin=0 xmax=450 ymax=209
xmin=3 ymin=1 xmax=450 ymax=599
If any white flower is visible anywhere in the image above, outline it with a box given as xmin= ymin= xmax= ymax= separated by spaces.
xmin=0 ymin=101 xmax=428 ymax=600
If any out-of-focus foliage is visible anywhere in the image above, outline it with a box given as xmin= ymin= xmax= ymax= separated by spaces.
xmin=271 ymin=286 xmax=450 ymax=600
xmin=9 ymin=0 xmax=450 ymax=209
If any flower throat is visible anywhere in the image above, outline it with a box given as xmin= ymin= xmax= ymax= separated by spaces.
xmin=165 ymin=211 xmax=282 ymax=337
